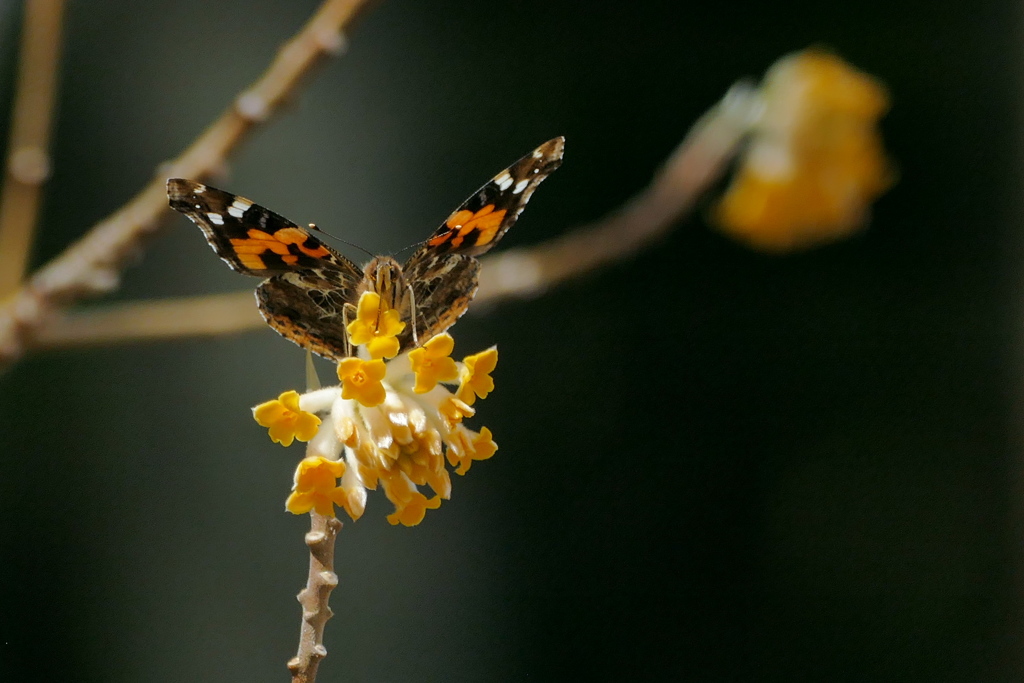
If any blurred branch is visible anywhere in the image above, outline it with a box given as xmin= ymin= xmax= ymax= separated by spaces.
xmin=32 ymin=83 xmax=761 ymax=350
xmin=475 ymin=84 xmax=758 ymax=305
xmin=287 ymin=512 xmax=342 ymax=683
xmin=0 ymin=0 xmax=375 ymax=367
xmin=34 ymin=291 xmax=260 ymax=349
xmin=0 ymin=0 xmax=66 ymax=297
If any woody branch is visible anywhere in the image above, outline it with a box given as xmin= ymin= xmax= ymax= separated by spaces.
xmin=0 ymin=0 xmax=375 ymax=368
xmin=0 ymin=0 xmax=66 ymax=297
xmin=287 ymin=512 xmax=343 ymax=683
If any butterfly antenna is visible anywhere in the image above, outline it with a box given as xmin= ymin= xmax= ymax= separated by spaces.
xmin=308 ymin=223 xmax=375 ymax=260
xmin=392 ymin=239 xmax=425 ymax=260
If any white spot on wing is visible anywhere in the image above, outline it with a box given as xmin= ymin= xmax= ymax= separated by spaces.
xmin=495 ymin=172 xmax=514 ymax=191
xmin=512 ymin=179 xmax=529 ymax=194
xmin=194 ymin=184 xmax=206 ymax=194
xmin=207 ymin=212 xmax=225 ymax=225
xmin=228 ymin=198 xmax=252 ymax=218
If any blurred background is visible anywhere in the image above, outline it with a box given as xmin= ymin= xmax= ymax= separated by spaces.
xmin=1 ymin=0 xmax=1021 ymax=681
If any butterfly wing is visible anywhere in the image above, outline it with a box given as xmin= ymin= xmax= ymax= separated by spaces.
xmin=167 ymin=178 xmax=361 ymax=277
xmin=399 ymin=137 xmax=564 ymax=348
xmin=414 ymin=136 xmax=565 ymax=259
xmin=167 ymin=178 xmax=364 ymax=359
xmin=255 ymin=274 xmax=358 ymax=361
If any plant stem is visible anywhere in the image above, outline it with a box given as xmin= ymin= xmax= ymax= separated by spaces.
xmin=0 ymin=0 xmax=66 ymax=297
xmin=287 ymin=512 xmax=343 ymax=683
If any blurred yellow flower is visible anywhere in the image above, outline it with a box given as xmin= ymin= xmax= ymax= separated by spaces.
xmin=715 ymin=49 xmax=893 ymax=251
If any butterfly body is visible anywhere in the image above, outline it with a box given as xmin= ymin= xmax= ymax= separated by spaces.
xmin=167 ymin=137 xmax=564 ymax=360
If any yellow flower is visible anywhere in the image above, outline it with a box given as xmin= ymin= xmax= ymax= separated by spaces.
xmin=715 ymin=49 xmax=893 ymax=252
xmin=438 ymin=396 xmax=475 ymax=428
xmin=338 ymin=357 xmax=387 ymax=407
xmin=335 ymin=475 xmax=367 ymax=521
xmin=252 ymin=390 xmax=321 ymax=446
xmin=345 ymin=291 xmax=406 ymax=359
xmin=386 ymin=490 xmax=442 ymax=527
xmin=472 ymin=427 xmax=498 ymax=461
xmin=256 ymin=330 xmax=499 ymax=526
xmin=408 ymin=333 xmax=459 ymax=393
xmin=457 ymin=347 xmax=498 ymax=406
xmin=285 ymin=456 xmax=348 ymax=516
xmin=446 ymin=426 xmax=498 ymax=476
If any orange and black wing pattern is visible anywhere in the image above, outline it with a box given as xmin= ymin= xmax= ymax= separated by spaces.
xmin=414 ymin=136 xmax=564 ymax=259
xmin=167 ymin=178 xmax=361 ymax=278
xmin=400 ymin=137 xmax=564 ymax=347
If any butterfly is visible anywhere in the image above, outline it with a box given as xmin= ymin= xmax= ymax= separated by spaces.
xmin=167 ymin=137 xmax=564 ymax=360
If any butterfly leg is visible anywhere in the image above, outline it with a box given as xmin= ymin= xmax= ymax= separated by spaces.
xmin=342 ymin=302 xmax=357 ymax=358
xmin=406 ymin=283 xmax=419 ymax=348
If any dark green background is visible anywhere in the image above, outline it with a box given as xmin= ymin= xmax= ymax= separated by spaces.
xmin=1 ymin=1 xmax=1021 ymax=681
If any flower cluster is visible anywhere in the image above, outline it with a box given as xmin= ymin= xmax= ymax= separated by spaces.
xmin=714 ymin=49 xmax=893 ymax=252
xmin=252 ymin=292 xmax=498 ymax=526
